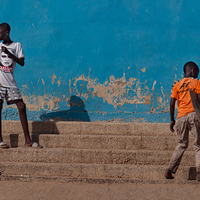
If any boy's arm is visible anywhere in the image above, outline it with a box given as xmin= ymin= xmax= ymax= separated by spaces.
xmin=1 ymin=46 xmax=24 ymax=66
xmin=170 ymin=97 xmax=176 ymax=132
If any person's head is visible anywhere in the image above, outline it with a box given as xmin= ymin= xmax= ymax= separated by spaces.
xmin=0 ymin=23 xmax=11 ymax=41
xmin=183 ymin=61 xmax=199 ymax=78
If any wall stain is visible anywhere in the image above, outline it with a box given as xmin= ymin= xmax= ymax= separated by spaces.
xmin=74 ymin=73 xmax=156 ymax=109
xmin=11 ymin=72 xmax=168 ymax=113
xmin=156 ymin=86 xmax=169 ymax=112
xmin=69 ymin=79 xmax=72 ymax=96
xmin=57 ymin=79 xmax=61 ymax=87
xmin=3 ymin=93 xmax=62 ymax=111
xmin=132 ymin=118 xmax=147 ymax=122
xmin=22 ymin=94 xmax=62 ymax=111
xmin=150 ymin=80 xmax=157 ymax=112
xmin=41 ymin=79 xmax=45 ymax=86
xmin=50 ymin=72 xmax=57 ymax=85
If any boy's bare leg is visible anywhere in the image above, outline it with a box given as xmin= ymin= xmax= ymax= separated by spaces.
xmin=0 ymin=102 xmax=9 ymax=148
xmin=0 ymin=102 xmax=3 ymax=142
xmin=16 ymin=100 xmax=32 ymax=145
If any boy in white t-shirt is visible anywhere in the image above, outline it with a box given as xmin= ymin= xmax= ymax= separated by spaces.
xmin=0 ymin=23 xmax=42 ymax=148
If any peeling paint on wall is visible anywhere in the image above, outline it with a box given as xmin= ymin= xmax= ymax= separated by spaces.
xmin=23 ymin=94 xmax=62 ymax=111
xmin=158 ymin=86 xmax=168 ymax=112
xmin=73 ymin=73 xmax=158 ymax=109
xmin=57 ymin=79 xmax=61 ymax=87
xmin=50 ymin=72 xmax=57 ymax=85
xmin=41 ymin=79 xmax=45 ymax=86
xmin=14 ymin=71 xmax=169 ymax=116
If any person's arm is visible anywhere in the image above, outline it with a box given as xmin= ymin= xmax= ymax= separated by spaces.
xmin=170 ymin=97 xmax=176 ymax=132
xmin=1 ymin=46 xmax=24 ymax=66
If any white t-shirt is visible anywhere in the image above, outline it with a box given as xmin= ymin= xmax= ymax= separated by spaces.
xmin=0 ymin=42 xmax=25 ymax=88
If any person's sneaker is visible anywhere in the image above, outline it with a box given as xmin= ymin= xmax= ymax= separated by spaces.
xmin=196 ymin=172 xmax=200 ymax=181
xmin=164 ymin=170 xmax=174 ymax=179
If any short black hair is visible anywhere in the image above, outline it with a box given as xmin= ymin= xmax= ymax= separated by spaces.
xmin=183 ymin=61 xmax=199 ymax=73
xmin=0 ymin=23 xmax=11 ymax=33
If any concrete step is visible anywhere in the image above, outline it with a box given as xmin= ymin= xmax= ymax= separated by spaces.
xmin=1 ymin=120 xmax=198 ymax=184
xmin=0 ymin=162 xmax=196 ymax=180
xmin=0 ymin=148 xmax=195 ymax=166
xmin=2 ymin=121 xmax=172 ymax=136
xmin=3 ymin=133 xmax=195 ymax=151
xmin=0 ymin=177 xmax=200 ymax=200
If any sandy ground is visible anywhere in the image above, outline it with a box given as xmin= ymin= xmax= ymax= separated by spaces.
xmin=1 ymin=180 xmax=200 ymax=200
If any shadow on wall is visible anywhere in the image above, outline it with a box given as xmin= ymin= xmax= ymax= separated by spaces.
xmin=40 ymin=95 xmax=91 ymax=122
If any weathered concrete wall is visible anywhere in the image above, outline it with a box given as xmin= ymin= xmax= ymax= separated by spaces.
xmin=0 ymin=0 xmax=200 ymax=122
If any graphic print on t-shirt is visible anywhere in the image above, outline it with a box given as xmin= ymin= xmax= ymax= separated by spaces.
xmin=0 ymin=48 xmax=15 ymax=73
xmin=177 ymin=81 xmax=191 ymax=94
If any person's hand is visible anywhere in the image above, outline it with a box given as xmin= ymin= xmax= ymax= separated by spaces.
xmin=170 ymin=120 xmax=175 ymax=132
xmin=1 ymin=46 xmax=9 ymax=54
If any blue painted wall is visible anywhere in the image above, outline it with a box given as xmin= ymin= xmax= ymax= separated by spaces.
xmin=0 ymin=0 xmax=200 ymax=122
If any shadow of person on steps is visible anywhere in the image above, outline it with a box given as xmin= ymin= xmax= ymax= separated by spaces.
xmin=40 ymin=95 xmax=90 ymax=122
xmin=31 ymin=96 xmax=90 ymax=146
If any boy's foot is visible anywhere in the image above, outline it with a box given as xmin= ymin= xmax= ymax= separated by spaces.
xmin=196 ymin=172 xmax=200 ymax=181
xmin=24 ymin=142 xmax=43 ymax=148
xmin=164 ymin=170 xmax=174 ymax=179
xmin=0 ymin=142 xmax=9 ymax=149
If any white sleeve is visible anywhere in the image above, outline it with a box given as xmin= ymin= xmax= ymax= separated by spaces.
xmin=16 ymin=42 xmax=25 ymax=59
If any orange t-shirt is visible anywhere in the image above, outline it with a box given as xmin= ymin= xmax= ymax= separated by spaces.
xmin=171 ymin=77 xmax=200 ymax=119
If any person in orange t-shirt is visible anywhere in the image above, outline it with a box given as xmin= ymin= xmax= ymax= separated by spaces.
xmin=165 ymin=61 xmax=200 ymax=181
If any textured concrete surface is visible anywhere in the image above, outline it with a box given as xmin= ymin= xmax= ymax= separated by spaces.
xmin=0 ymin=178 xmax=200 ymax=200
xmin=0 ymin=121 xmax=199 ymax=199
xmin=0 ymin=148 xmax=195 ymax=166
xmin=2 ymin=120 xmax=172 ymax=136
xmin=0 ymin=162 xmax=196 ymax=180
xmin=3 ymin=133 xmax=194 ymax=150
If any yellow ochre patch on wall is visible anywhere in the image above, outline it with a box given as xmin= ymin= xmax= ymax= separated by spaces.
xmin=73 ymin=73 xmax=154 ymax=108
xmin=11 ymin=72 xmax=168 ymax=112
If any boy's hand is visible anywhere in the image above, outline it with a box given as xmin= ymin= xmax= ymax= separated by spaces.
xmin=1 ymin=46 xmax=24 ymax=66
xmin=170 ymin=120 xmax=175 ymax=132
xmin=1 ymin=46 xmax=9 ymax=54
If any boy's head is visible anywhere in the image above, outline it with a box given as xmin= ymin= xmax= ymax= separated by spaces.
xmin=183 ymin=61 xmax=199 ymax=78
xmin=0 ymin=23 xmax=11 ymax=41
